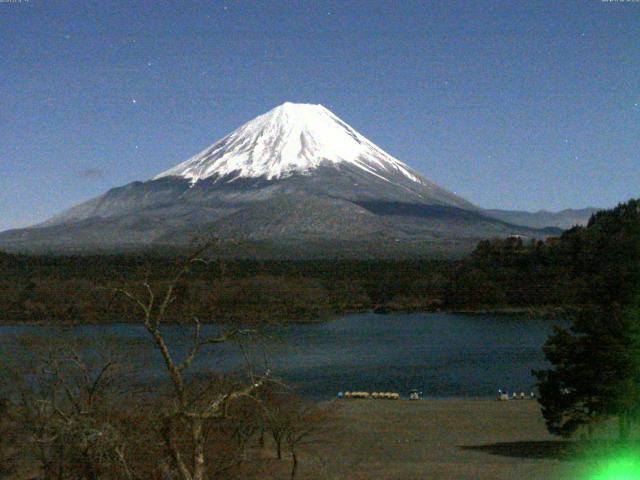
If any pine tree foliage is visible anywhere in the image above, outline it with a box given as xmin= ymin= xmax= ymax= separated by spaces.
xmin=533 ymin=199 xmax=640 ymax=439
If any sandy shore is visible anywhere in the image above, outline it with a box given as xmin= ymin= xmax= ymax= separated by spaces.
xmin=291 ymin=398 xmax=582 ymax=480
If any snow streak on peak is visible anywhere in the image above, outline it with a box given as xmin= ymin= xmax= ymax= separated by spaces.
xmin=154 ymin=102 xmax=424 ymax=185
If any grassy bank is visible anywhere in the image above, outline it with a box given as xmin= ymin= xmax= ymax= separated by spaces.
xmin=290 ymin=398 xmax=635 ymax=480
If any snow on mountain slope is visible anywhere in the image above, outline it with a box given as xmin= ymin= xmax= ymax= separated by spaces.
xmin=5 ymin=101 xmax=554 ymax=254
xmin=155 ymin=102 xmax=424 ymax=185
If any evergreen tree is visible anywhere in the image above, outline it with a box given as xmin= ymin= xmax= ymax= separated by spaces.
xmin=534 ymin=304 xmax=640 ymax=439
xmin=534 ymin=199 xmax=640 ymax=440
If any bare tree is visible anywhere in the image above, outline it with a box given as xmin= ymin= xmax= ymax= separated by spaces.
xmin=5 ymin=346 xmax=133 ymax=480
xmin=284 ymin=401 xmax=328 ymax=480
xmin=115 ymin=240 xmax=270 ymax=480
xmin=262 ymin=389 xmax=334 ymax=480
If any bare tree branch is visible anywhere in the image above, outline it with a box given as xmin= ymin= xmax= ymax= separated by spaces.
xmin=112 ymin=238 xmax=277 ymax=480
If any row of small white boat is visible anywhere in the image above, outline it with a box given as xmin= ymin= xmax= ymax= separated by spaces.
xmin=498 ymin=390 xmax=536 ymax=401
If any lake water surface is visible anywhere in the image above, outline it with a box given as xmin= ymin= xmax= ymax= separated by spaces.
xmin=0 ymin=313 xmax=566 ymax=399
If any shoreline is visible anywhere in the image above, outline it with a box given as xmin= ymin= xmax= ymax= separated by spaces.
xmin=0 ymin=305 xmax=576 ymax=326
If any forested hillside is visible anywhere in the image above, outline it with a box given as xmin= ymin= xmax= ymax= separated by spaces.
xmin=0 ymin=199 xmax=637 ymax=324
xmin=448 ymin=198 xmax=640 ymax=309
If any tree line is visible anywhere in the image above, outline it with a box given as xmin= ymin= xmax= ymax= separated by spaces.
xmin=0 ymin=224 xmax=615 ymax=325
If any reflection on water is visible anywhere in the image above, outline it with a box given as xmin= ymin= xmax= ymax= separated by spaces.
xmin=0 ymin=312 xmax=566 ymax=399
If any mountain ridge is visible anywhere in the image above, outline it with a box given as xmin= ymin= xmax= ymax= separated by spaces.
xmin=484 ymin=207 xmax=598 ymax=230
xmin=0 ymin=102 xmax=563 ymax=256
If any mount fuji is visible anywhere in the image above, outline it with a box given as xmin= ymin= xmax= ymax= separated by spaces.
xmin=0 ymin=102 xmax=559 ymax=257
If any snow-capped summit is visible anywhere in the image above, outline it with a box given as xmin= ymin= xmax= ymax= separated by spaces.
xmin=154 ymin=102 xmax=423 ymax=185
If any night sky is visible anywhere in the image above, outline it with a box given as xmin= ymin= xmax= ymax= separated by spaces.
xmin=1 ymin=0 xmax=638 ymax=231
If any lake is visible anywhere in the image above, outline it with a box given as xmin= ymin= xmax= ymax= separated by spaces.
xmin=0 ymin=312 xmax=565 ymax=399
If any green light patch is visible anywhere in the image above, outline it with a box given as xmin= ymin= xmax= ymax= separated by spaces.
xmin=589 ymin=452 xmax=640 ymax=480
